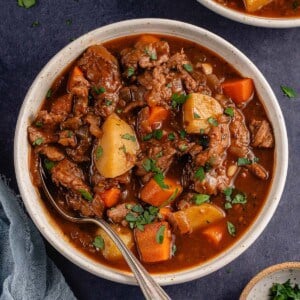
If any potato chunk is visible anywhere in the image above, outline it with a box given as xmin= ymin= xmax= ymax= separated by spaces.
xmin=243 ymin=0 xmax=273 ymax=12
xmin=96 ymin=225 xmax=134 ymax=261
xmin=170 ymin=203 xmax=225 ymax=234
xmin=95 ymin=113 xmax=139 ymax=178
xmin=183 ymin=93 xmax=223 ymax=133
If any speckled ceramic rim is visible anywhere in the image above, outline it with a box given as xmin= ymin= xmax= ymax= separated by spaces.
xmin=197 ymin=0 xmax=300 ymax=28
xmin=14 ymin=18 xmax=288 ymax=286
xmin=240 ymin=262 xmax=300 ymax=299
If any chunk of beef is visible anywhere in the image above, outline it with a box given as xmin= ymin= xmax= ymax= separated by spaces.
xmin=28 ymin=126 xmax=58 ymax=145
xmin=58 ymin=130 xmax=77 ymax=147
xmin=107 ymin=203 xmax=135 ymax=225
xmin=249 ymin=119 xmax=274 ymax=148
xmin=36 ymin=145 xmax=65 ymax=161
xmin=135 ymin=143 xmax=176 ymax=183
xmin=61 ymin=116 xmax=83 ymax=131
xmin=246 ymin=163 xmax=269 ymax=180
xmin=121 ymin=40 xmax=170 ymax=71
xmin=84 ymin=114 xmax=102 ymax=138
xmin=66 ymin=126 xmax=92 ymax=162
xmin=194 ymin=166 xmax=229 ymax=195
xmin=51 ymin=94 xmax=73 ymax=115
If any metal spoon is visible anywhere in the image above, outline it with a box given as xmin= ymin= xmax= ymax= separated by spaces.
xmin=39 ymin=160 xmax=170 ymax=300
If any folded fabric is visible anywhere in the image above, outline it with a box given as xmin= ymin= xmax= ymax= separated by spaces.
xmin=0 ymin=176 xmax=76 ymax=300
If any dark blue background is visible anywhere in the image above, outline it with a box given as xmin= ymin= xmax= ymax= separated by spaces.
xmin=0 ymin=1 xmax=299 ymax=299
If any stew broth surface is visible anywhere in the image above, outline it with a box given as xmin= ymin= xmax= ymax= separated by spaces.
xmin=29 ymin=34 xmax=274 ymax=274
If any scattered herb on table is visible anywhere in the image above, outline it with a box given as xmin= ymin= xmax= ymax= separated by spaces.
xmin=18 ymin=0 xmax=36 ymax=9
xmin=281 ymin=85 xmax=297 ymax=99
xmin=31 ymin=21 xmax=39 ymax=27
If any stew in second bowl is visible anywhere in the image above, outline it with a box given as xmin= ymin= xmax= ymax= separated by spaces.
xmin=27 ymin=34 xmax=275 ymax=274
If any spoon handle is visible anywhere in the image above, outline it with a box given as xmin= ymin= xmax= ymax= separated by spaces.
xmin=89 ymin=218 xmax=171 ymax=300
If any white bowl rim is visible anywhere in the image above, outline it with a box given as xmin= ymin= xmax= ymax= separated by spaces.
xmin=197 ymin=0 xmax=300 ymax=28
xmin=14 ymin=18 xmax=288 ymax=286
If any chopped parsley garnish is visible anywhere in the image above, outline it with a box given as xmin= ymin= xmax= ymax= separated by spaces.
xmin=223 ymin=187 xmax=247 ymax=208
xmin=32 ymin=137 xmax=44 ymax=146
xmin=144 ymin=48 xmax=157 ymax=60
xmin=227 ymin=221 xmax=236 ymax=236
xmin=121 ymin=133 xmax=136 ymax=142
xmin=179 ymin=144 xmax=188 ymax=152
xmin=193 ymin=194 xmax=210 ymax=205
xmin=125 ymin=205 xmax=159 ymax=231
xmin=18 ymin=0 xmax=36 ymax=9
xmin=281 ymin=85 xmax=297 ymax=99
xmin=93 ymin=86 xmax=106 ymax=95
xmin=159 ymin=188 xmax=179 ymax=208
xmin=195 ymin=167 xmax=205 ymax=181
xmin=142 ymin=158 xmax=161 ymax=173
xmin=66 ymin=19 xmax=72 ymax=25
xmin=127 ymin=67 xmax=135 ymax=77
xmin=153 ymin=173 xmax=169 ymax=189
xmin=224 ymin=107 xmax=234 ymax=117
xmin=171 ymin=244 xmax=177 ymax=256
xmin=119 ymin=144 xmax=126 ymax=154
xmin=46 ymin=89 xmax=52 ymax=99
xmin=156 ymin=225 xmax=166 ymax=244
xmin=67 ymin=131 xmax=73 ymax=138
xmin=31 ymin=21 xmax=39 ymax=27
xmin=166 ymin=83 xmax=172 ymax=88
xmin=116 ymin=108 xmax=123 ymax=114
xmin=193 ymin=112 xmax=200 ymax=119
xmin=35 ymin=121 xmax=43 ymax=128
xmin=223 ymin=187 xmax=233 ymax=202
xmin=156 ymin=151 xmax=163 ymax=158
xmin=142 ymin=133 xmax=153 ymax=141
xmin=207 ymin=117 xmax=218 ymax=127
xmin=168 ymin=132 xmax=175 ymax=141
xmin=78 ymin=189 xmax=93 ymax=201
xmin=171 ymin=93 xmax=188 ymax=108
xmin=153 ymin=129 xmax=163 ymax=140
xmin=44 ymin=159 xmax=56 ymax=171
xmin=237 ymin=157 xmax=259 ymax=166
xmin=105 ymin=99 xmax=112 ymax=106
xmin=95 ymin=146 xmax=103 ymax=160
xmin=269 ymin=279 xmax=300 ymax=299
xmin=93 ymin=236 xmax=104 ymax=249
xmin=232 ymin=193 xmax=247 ymax=204
xmin=224 ymin=202 xmax=232 ymax=210
xmin=183 ymin=64 xmax=193 ymax=73
xmin=179 ymin=129 xmax=187 ymax=139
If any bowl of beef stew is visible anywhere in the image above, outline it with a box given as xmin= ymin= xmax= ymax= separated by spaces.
xmin=14 ymin=19 xmax=288 ymax=285
xmin=197 ymin=0 xmax=300 ymax=28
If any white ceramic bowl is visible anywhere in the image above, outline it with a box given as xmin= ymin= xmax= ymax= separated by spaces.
xmin=240 ymin=262 xmax=300 ymax=299
xmin=14 ymin=18 xmax=288 ymax=285
xmin=197 ymin=0 xmax=300 ymax=28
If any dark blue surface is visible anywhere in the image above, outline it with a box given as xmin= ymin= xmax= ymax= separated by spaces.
xmin=0 ymin=1 xmax=299 ymax=299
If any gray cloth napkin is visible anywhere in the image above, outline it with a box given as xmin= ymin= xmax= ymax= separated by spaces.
xmin=0 ymin=177 xmax=76 ymax=300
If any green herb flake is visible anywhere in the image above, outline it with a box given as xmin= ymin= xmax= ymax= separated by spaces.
xmin=78 ymin=189 xmax=93 ymax=201
xmin=145 ymin=48 xmax=157 ymax=60
xmin=153 ymin=173 xmax=169 ymax=189
xmin=281 ymin=85 xmax=297 ymax=99
xmin=195 ymin=167 xmax=205 ymax=182
xmin=116 ymin=108 xmax=123 ymax=114
xmin=168 ymin=132 xmax=175 ymax=141
xmin=224 ymin=107 xmax=234 ymax=117
xmin=132 ymin=205 xmax=144 ymax=214
xmin=171 ymin=93 xmax=188 ymax=108
xmin=119 ymin=144 xmax=127 ymax=154
xmin=232 ymin=193 xmax=247 ymax=205
xmin=237 ymin=157 xmax=252 ymax=166
xmin=270 ymin=279 xmax=300 ymax=299
xmin=93 ymin=86 xmax=106 ymax=95
xmin=31 ymin=21 xmax=39 ymax=27
xmin=95 ymin=146 xmax=103 ymax=160
xmin=193 ymin=194 xmax=210 ymax=205
xmin=224 ymin=202 xmax=232 ymax=210
xmin=93 ymin=236 xmax=104 ymax=249
xmin=183 ymin=64 xmax=193 ymax=73
xmin=171 ymin=244 xmax=177 ymax=256
xmin=208 ymin=117 xmax=218 ymax=127
xmin=153 ymin=129 xmax=163 ymax=140
xmin=46 ymin=89 xmax=52 ymax=99
xmin=32 ymin=137 xmax=44 ymax=146
xmin=227 ymin=221 xmax=236 ymax=237
xmin=66 ymin=19 xmax=72 ymax=25
xmin=166 ymin=83 xmax=172 ymax=88
xmin=127 ymin=67 xmax=135 ymax=77
xmin=156 ymin=225 xmax=166 ymax=244
xmin=193 ymin=112 xmax=200 ymax=119
xmin=125 ymin=213 xmax=137 ymax=222
xmin=142 ymin=133 xmax=153 ymax=141
xmin=179 ymin=130 xmax=187 ymax=139
xmin=105 ymin=99 xmax=112 ymax=106
xmin=179 ymin=144 xmax=188 ymax=152
xmin=156 ymin=151 xmax=163 ymax=158
xmin=223 ymin=187 xmax=233 ymax=202
xmin=44 ymin=159 xmax=56 ymax=171
xmin=121 ymin=133 xmax=136 ymax=142
xmin=18 ymin=0 xmax=36 ymax=9
xmin=159 ymin=188 xmax=179 ymax=208
xmin=67 ymin=131 xmax=73 ymax=138
xmin=35 ymin=121 xmax=43 ymax=128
